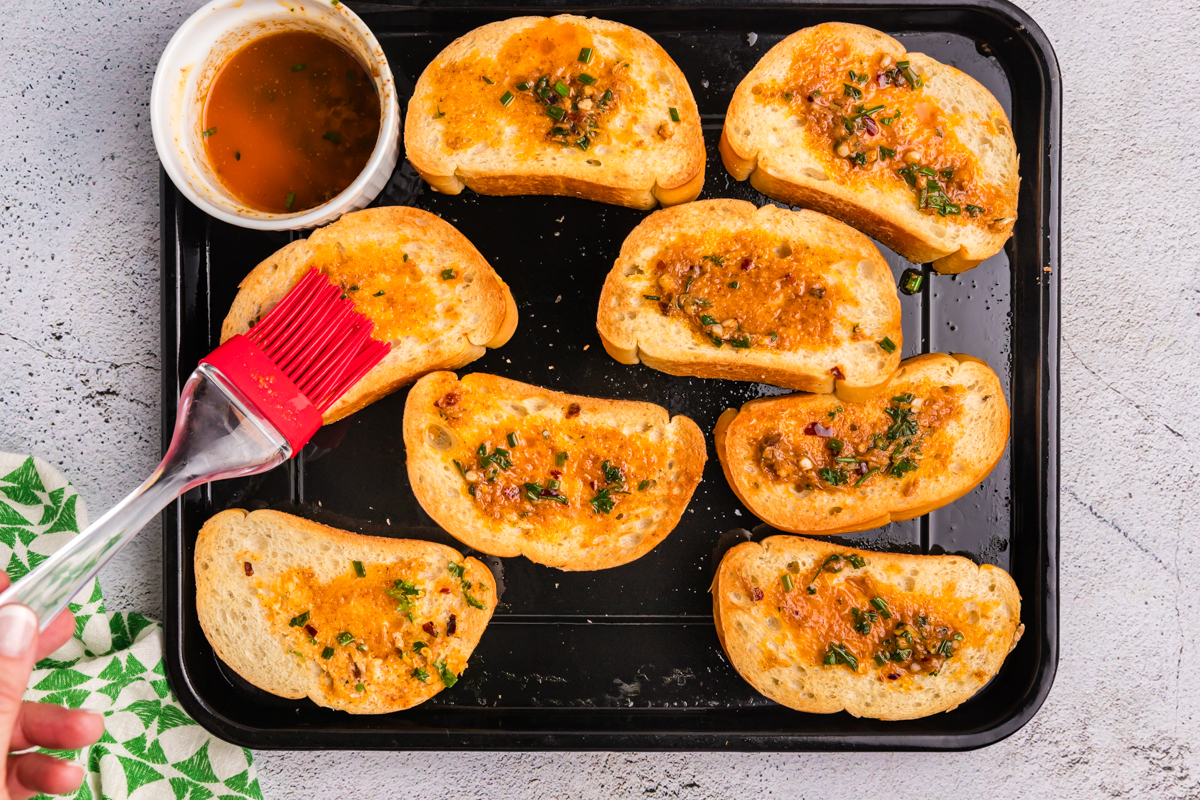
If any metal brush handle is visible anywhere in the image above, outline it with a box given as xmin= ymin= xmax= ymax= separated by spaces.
xmin=0 ymin=363 xmax=292 ymax=630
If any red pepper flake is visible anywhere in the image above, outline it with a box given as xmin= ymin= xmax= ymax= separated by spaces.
xmin=804 ymin=421 xmax=834 ymax=437
xmin=439 ymin=587 xmax=452 ymax=594
xmin=654 ymin=259 xmax=667 ymax=272
xmin=447 ymin=614 xmax=457 ymax=636
xmin=751 ymin=587 xmax=764 ymax=601
xmin=566 ymin=403 xmax=581 ymax=418
xmin=740 ymin=258 xmax=753 ymax=271
xmin=549 ymin=469 xmax=562 ymax=479
xmin=831 ymin=366 xmax=846 ymax=380
xmin=422 ymin=621 xmax=438 ymax=638
xmin=304 ymin=624 xmax=318 ymax=637
xmin=434 ymin=391 xmax=460 ymax=409
xmin=243 ymin=561 xmax=253 ymax=576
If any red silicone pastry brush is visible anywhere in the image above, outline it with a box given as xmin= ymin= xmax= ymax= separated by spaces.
xmin=0 ymin=269 xmax=390 ymax=628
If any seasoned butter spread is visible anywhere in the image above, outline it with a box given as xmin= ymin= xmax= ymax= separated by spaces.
xmin=305 ymin=240 xmax=458 ymax=344
xmin=258 ymin=558 xmax=487 ymax=703
xmin=754 ymin=30 xmax=1012 ymax=226
xmin=424 ymin=19 xmax=653 ymax=156
xmin=746 ymin=552 xmax=987 ymax=681
xmin=754 ymin=381 xmax=962 ymax=492
xmin=427 ymin=381 xmax=671 ymax=540
xmin=641 ymin=230 xmax=856 ymax=351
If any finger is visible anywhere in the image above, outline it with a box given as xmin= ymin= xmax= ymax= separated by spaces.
xmin=10 ymin=703 xmax=104 ymax=752
xmin=0 ymin=573 xmax=9 ymax=593
xmin=0 ymin=605 xmax=41 ymax=761
xmin=6 ymin=752 xmax=84 ymax=800
xmin=33 ymin=610 xmax=75 ymax=663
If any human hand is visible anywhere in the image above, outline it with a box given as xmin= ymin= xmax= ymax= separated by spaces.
xmin=0 ymin=572 xmax=104 ymax=799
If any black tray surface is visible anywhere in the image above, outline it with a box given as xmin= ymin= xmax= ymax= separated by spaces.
xmin=161 ymin=0 xmax=1059 ymax=750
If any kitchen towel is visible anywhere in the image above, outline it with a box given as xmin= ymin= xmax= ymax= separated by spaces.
xmin=0 ymin=453 xmax=263 ymax=800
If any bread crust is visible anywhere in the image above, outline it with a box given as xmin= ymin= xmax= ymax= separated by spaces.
xmin=405 ymin=15 xmax=705 ymax=209
xmin=404 ymin=371 xmax=706 ymax=570
xmin=712 ymin=535 xmax=1023 ymax=719
xmin=194 ymin=509 xmax=496 ymax=714
xmin=596 ymin=199 xmax=903 ymax=392
xmin=721 ymin=22 xmax=1019 ymax=273
xmin=715 ymin=353 xmax=1009 ymax=534
xmin=220 ymin=206 xmax=518 ymax=423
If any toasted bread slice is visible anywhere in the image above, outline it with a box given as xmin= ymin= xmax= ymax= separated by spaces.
xmin=221 ymin=206 xmax=518 ymax=423
xmin=713 ymin=535 xmax=1023 ymax=719
xmin=721 ymin=22 xmax=1019 ymax=273
xmin=405 ymin=15 xmax=705 ymax=210
xmin=404 ymin=371 xmax=706 ymax=570
xmin=194 ymin=509 xmax=496 ymax=715
xmin=597 ymin=199 xmax=902 ymax=393
xmin=715 ymin=353 xmax=1008 ymax=535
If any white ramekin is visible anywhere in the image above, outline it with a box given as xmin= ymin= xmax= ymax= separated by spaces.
xmin=151 ymin=0 xmax=400 ymax=230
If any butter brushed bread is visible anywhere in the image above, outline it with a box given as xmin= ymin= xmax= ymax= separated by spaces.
xmin=713 ymin=535 xmax=1023 ymax=719
xmin=597 ymin=198 xmax=902 ymax=393
xmin=715 ymin=353 xmax=1009 ymax=535
xmin=195 ymin=509 xmax=496 ymax=714
xmin=405 ymin=15 xmax=705 ymax=209
xmin=221 ymin=206 xmax=517 ymax=423
xmin=721 ymin=22 xmax=1019 ymax=273
xmin=404 ymin=371 xmax=705 ymax=570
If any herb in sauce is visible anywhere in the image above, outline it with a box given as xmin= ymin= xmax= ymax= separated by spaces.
xmin=805 ymin=553 xmax=866 ymax=593
xmin=435 ymin=660 xmax=458 ymax=687
xmin=289 ymin=611 xmax=310 ymax=627
xmin=824 ymin=642 xmax=859 ymax=671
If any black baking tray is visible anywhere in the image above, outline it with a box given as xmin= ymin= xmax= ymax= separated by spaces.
xmin=161 ymin=0 xmax=1059 ymax=750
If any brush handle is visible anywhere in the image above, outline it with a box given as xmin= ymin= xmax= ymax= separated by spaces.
xmin=0 ymin=363 xmax=292 ymax=630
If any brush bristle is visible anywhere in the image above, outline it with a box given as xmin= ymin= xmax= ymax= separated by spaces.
xmin=246 ymin=269 xmax=391 ymax=412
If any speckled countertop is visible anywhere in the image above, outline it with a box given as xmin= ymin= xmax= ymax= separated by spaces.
xmin=1 ymin=0 xmax=1197 ymax=797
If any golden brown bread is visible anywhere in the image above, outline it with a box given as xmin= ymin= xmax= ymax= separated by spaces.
xmin=194 ymin=509 xmax=496 ymax=714
xmin=596 ymin=198 xmax=902 ymax=393
xmin=220 ymin=206 xmax=518 ymax=423
xmin=721 ymin=22 xmax=1019 ymax=273
xmin=715 ymin=353 xmax=1009 ymax=535
xmin=404 ymin=371 xmax=706 ymax=571
xmin=713 ymin=535 xmax=1023 ymax=719
xmin=405 ymin=15 xmax=705 ymax=210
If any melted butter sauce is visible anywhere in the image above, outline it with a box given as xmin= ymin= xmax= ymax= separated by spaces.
xmin=752 ymin=380 xmax=963 ymax=493
xmin=427 ymin=379 xmax=670 ymax=540
xmin=424 ymin=19 xmax=649 ymax=157
xmin=749 ymin=558 xmax=989 ymax=682
xmin=261 ymin=561 xmax=471 ymax=703
xmin=753 ymin=29 xmax=1011 ymax=226
xmin=642 ymin=229 xmax=857 ymax=351
xmin=303 ymin=239 xmax=451 ymax=344
xmin=203 ymin=30 xmax=381 ymax=213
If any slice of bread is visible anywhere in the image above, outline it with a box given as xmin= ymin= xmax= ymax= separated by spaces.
xmin=221 ymin=206 xmax=518 ymax=423
xmin=715 ymin=353 xmax=1008 ymax=535
xmin=721 ymin=22 xmax=1019 ymax=273
xmin=596 ymin=199 xmax=902 ymax=393
xmin=404 ymin=371 xmax=706 ymax=571
xmin=713 ymin=535 xmax=1023 ymax=719
xmin=405 ymin=15 xmax=705 ymax=210
xmin=194 ymin=509 xmax=496 ymax=715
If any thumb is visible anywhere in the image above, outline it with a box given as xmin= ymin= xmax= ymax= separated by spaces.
xmin=0 ymin=606 xmax=39 ymax=756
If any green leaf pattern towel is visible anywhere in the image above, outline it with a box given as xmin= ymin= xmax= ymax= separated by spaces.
xmin=0 ymin=453 xmax=262 ymax=800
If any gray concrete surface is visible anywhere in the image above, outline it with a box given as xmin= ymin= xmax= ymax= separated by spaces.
xmin=2 ymin=0 xmax=1198 ymax=797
